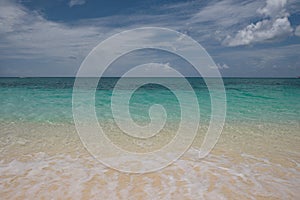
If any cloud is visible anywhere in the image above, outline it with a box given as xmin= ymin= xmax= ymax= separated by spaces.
xmin=0 ymin=1 xmax=104 ymax=61
xmin=69 ymin=0 xmax=87 ymax=7
xmin=144 ymin=62 xmax=172 ymax=71
xmin=295 ymin=25 xmax=300 ymax=36
xmin=124 ymin=62 xmax=179 ymax=77
xmin=210 ymin=63 xmax=229 ymax=70
xmin=224 ymin=0 xmax=293 ymax=46
xmin=213 ymin=44 xmax=300 ymax=77
xmin=0 ymin=0 xmax=114 ymax=76
xmin=257 ymin=0 xmax=288 ymax=17
xmin=224 ymin=17 xmax=293 ymax=46
xmin=0 ymin=0 xmax=299 ymax=77
xmin=217 ymin=63 xmax=229 ymax=69
xmin=190 ymin=0 xmax=262 ymax=28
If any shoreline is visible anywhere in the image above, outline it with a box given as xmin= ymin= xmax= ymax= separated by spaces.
xmin=1 ymin=120 xmax=299 ymax=199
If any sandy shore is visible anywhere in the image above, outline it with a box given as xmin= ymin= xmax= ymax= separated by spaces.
xmin=0 ymin=121 xmax=299 ymax=199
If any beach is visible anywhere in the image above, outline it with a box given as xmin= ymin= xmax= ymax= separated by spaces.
xmin=0 ymin=78 xmax=299 ymax=199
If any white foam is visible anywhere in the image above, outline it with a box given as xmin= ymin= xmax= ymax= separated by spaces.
xmin=2 ymin=147 xmax=298 ymax=199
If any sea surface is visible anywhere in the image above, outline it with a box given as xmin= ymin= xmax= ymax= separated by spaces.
xmin=0 ymin=77 xmax=299 ymax=199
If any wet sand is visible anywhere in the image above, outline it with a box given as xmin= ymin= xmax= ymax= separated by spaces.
xmin=0 ymin=121 xmax=299 ymax=199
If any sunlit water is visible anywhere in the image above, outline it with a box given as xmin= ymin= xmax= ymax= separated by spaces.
xmin=0 ymin=78 xmax=299 ymax=199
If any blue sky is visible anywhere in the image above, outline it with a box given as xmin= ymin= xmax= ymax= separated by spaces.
xmin=0 ymin=0 xmax=300 ymax=77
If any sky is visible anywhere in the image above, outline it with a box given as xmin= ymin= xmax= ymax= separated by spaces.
xmin=0 ymin=0 xmax=300 ymax=77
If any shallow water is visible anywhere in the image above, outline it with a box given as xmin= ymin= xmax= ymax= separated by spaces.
xmin=1 ymin=78 xmax=299 ymax=123
xmin=0 ymin=78 xmax=299 ymax=199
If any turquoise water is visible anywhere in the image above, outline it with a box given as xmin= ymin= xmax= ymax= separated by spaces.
xmin=0 ymin=78 xmax=299 ymax=124
xmin=1 ymin=77 xmax=300 ymax=199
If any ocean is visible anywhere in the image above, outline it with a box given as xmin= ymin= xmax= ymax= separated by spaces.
xmin=0 ymin=77 xmax=299 ymax=199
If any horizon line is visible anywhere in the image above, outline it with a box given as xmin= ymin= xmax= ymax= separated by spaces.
xmin=0 ymin=76 xmax=299 ymax=79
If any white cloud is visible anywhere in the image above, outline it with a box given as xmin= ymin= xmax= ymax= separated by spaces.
xmin=0 ymin=0 xmax=299 ymax=77
xmin=295 ymin=25 xmax=300 ymax=36
xmin=190 ymin=0 xmax=262 ymax=28
xmin=217 ymin=63 xmax=229 ymax=69
xmin=69 ymin=0 xmax=87 ymax=7
xmin=140 ymin=62 xmax=174 ymax=75
xmin=210 ymin=63 xmax=229 ymax=69
xmin=0 ymin=1 xmax=106 ymax=62
xmin=257 ymin=0 xmax=288 ymax=17
xmin=224 ymin=0 xmax=293 ymax=46
xmin=123 ymin=63 xmax=179 ymax=77
xmin=224 ymin=17 xmax=293 ymax=46
xmin=144 ymin=62 xmax=172 ymax=71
